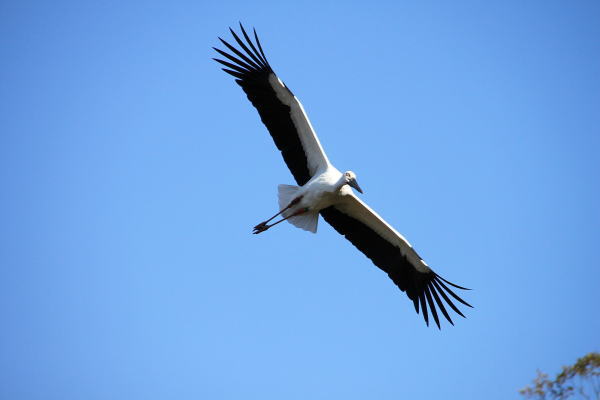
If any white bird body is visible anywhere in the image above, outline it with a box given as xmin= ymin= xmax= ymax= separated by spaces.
xmin=214 ymin=24 xmax=472 ymax=328
xmin=296 ymin=167 xmax=344 ymax=211
xmin=276 ymin=167 xmax=347 ymax=234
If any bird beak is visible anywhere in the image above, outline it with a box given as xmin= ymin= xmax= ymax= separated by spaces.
xmin=348 ymin=178 xmax=363 ymax=194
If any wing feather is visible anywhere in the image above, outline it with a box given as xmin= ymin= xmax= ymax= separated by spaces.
xmin=320 ymin=193 xmax=472 ymax=328
xmin=213 ymin=24 xmax=330 ymax=185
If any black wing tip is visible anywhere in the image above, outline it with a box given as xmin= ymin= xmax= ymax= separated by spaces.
xmin=217 ymin=37 xmax=230 ymax=47
xmin=239 ymin=21 xmax=250 ymax=35
xmin=424 ymin=286 xmax=441 ymax=329
xmin=434 ymin=274 xmax=474 ymax=309
xmin=213 ymin=23 xmax=271 ymax=78
xmin=434 ymin=272 xmax=472 ymax=290
xmin=413 ymin=272 xmax=473 ymax=329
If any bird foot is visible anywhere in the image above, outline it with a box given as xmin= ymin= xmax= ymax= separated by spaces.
xmin=253 ymin=222 xmax=270 ymax=234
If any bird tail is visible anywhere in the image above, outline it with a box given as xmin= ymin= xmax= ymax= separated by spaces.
xmin=277 ymin=184 xmax=300 ymax=210
xmin=288 ymin=212 xmax=319 ymax=233
xmin=277 ymin=184 xmax=318 ymax=233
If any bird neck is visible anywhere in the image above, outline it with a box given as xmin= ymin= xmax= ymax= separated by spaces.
xmin=335 ymin=175 xmax=347 ymax=191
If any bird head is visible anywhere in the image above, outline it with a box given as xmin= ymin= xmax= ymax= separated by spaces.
xmin=344 ymin=171 xmax=363 ymax=194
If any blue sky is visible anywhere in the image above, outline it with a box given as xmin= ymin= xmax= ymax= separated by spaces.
xmin=1 ymin=1 xmax=599 ymax=399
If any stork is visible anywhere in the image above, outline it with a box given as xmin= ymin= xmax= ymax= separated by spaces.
xmin=213 ymin=24 xmax=472 ymax=328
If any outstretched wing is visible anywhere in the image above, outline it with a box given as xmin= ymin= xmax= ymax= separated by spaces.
xmin=213 ymin=24 xmax=330 ymax=185
xmin=320 ymin=192 xmax=472 ymax=328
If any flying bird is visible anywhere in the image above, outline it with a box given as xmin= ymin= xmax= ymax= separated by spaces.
xmin=213 ymin=24 xmax=472 ymax=328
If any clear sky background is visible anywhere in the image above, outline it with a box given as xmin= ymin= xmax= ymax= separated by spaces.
xmin=1 ymin=1 xmax=599 ymax=399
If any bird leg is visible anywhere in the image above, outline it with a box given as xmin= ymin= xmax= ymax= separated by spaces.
xmin=253 ymin=196 xmax=303 ymax=231
xmin=253 ymin=206 xmax=308 ymax=234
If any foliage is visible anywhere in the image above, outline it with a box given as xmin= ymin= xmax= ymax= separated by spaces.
xmin=520 ymin=352 xmax=600 ymax=400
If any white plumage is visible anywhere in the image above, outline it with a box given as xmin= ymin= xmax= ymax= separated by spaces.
xmin=213 ymin=24 xmax=472 ymax=328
